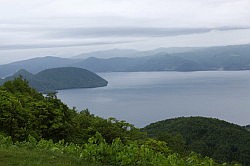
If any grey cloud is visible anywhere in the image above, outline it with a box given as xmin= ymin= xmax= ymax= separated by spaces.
xmin=0 ymin=41 xmax=133 ymax=50
xmin=0 ymin=0 xmax=249 ymax=64
xmin=45 ymin=28 xmax=213 ymax=38
xmin=45 ymin=27 xmax=250 ymax=39
xmin=0 ymin=26 xmax=213 ymax=38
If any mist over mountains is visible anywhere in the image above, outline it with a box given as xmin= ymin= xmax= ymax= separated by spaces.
xmin=0 ymin=44 xmax=250 ymax=78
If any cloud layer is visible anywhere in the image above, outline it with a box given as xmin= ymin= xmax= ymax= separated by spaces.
xmin=0 ymin=0 xmax=250 ymax=64
xmin=0 ymin=0 xmax=250 ymax=27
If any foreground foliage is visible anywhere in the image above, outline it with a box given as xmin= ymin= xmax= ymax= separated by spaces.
xmin=0 ymin=148 xmax=96 ymax=166
xmin=0 ymin=133 xmax=228 ymax=166
xmin=0 ymin=77 xmax=141 ymax=144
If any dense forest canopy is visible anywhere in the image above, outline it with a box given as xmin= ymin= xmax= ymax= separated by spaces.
xmin=142 ymin=117 xmax=250 ymax=165
xmin=0 ymin=77 xmax=135 ymax=143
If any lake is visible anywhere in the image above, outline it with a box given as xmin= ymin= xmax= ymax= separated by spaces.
xmin=58 ymin=71 xmax=250 ymax=128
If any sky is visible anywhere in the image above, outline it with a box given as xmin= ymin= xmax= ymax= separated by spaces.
xmin=0 ymin=0 xmax=250 ymax=64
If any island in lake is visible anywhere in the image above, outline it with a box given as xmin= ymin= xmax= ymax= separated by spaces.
xmin=0 ymin=67 xmax=108 ymax=92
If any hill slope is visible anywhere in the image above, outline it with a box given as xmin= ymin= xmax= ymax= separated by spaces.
xmin=142 ymin=117 xmax=250 ymax=165
xmin=174 ymin=44 xmax=250 ymax=70
xmin=1 ymin=67 xmax=108 ymax=92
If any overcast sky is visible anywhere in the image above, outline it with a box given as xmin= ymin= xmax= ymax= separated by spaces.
xmin=0 ymin=0 xmax=250 ymax=64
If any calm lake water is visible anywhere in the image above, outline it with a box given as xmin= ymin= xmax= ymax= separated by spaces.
xmin=58 ymin=71 xmax=250 ymax=127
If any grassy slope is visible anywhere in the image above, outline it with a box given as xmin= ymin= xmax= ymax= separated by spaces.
xmin=0 ymin=148 xmax=99 ymax=166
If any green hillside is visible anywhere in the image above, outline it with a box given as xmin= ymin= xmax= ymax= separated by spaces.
xmin=142 ymin=117 xmax=250 ymax=165
xmin=1 ymin=67 xmax=108 ymax=92
xmin=0 ymin=78 xmax=233 ymax=166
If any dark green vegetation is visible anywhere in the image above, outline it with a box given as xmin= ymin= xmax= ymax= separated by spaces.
xmin=0 ymin=77 xmax=131 ymax=144
xmin=0 ymin=78 xmax=238 ymax=166
xmin=0 ymin=67 xmax=108 ymax=92
xmin=1 ymin=44 xmax=250 ymax=77
xmin=245 ymin=125 xmax=250 ymax=131
xmin=142 ymin=117 xmax=250 ymax=165
xmin=0 ymin=148 xmax=97 ymax=166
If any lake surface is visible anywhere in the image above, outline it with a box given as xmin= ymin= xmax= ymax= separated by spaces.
xmin=58 ymin=71 xmax=250 ymax=127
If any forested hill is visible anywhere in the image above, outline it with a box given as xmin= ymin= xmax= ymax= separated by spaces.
xmin=0 ymin=67 xmax=108 ymax=92
xmin=142 ymin=117 xmax=250 ymax=165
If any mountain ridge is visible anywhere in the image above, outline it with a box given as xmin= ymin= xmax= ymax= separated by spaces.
xmin=1 ymin=44 xmax=250 ymax=77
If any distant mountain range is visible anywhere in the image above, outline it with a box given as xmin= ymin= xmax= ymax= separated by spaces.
xmin=0 ymin=67 xmax=108 ymax=92
xmin=72 ymin=47 xmax=201 ymax=59
xmin=0 ymin=44 xmax=250 ymax=77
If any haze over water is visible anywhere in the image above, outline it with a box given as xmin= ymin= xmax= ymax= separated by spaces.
xmin=58 ymin=71 xmax=250 ymax=127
